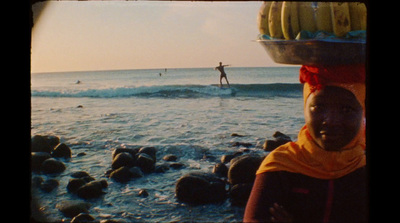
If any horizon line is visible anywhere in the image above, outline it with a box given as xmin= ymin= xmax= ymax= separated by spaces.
xmin=31 ymin=65 xmax=300 ymax=74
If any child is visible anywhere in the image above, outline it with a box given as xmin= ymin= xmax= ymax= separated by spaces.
xmin=243 ymin=64 xmax=367 ymax=222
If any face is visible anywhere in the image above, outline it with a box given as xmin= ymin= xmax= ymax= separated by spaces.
xmin=304 ymin=86 xmax=363 ymax=151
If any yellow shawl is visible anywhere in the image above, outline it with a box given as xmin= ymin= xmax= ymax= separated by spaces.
xmin=256 ymin=125 xmax=366 ymax=180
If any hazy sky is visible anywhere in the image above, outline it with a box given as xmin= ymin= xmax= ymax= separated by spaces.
xmin=31 ymin=1 xmax=286 ymax=73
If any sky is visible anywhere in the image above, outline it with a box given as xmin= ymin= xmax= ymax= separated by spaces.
xmin=31 ymin=1 xmax=287 ymax=73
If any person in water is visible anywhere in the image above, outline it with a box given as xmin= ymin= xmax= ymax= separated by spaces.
xmin=215 ymin=62 xmax=230 ymax=88
xmin=243 ymin=64 xmax=367 ymax=222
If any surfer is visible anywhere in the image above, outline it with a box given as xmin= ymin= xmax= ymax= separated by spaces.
xmin=214 ymin=62 xmax=230 ymax=88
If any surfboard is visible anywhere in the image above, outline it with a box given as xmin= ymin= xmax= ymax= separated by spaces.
xmin=211 ymin=84 xmax=230 ymax=89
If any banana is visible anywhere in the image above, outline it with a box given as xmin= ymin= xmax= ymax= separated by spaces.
xmin=330 ymin=2 xmax=351 ymax=37
xmin=282 ymin=1 xmax=300 ymax=40
xmin=257 ymin=1 xmax=272 ymax=36
xmin=298 ymin=2 xmax=317 ymax=32
xmin=268 ymin=1 xmax=283 ymax=39
xmin=315 ymin=2 xmax=333 ymax=33
xmin=348 ymin=2 xmax=367 ymax=31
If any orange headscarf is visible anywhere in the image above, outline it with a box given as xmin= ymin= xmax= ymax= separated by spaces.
xmin=257 ymin=64 xmax=366 ymax=179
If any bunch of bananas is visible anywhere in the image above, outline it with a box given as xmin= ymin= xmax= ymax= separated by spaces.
xmin=257 ymin=2 xmax=367 ymax=40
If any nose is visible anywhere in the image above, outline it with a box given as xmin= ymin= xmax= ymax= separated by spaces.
xmin=322 ymin=110 xmax=341 ymax=127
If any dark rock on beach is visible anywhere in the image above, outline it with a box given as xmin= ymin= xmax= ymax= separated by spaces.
xmin=31 ymin=152 xmax=51 ymax=172
xmin=138 ymin=189 xmax=149 ymax=198
xmin=40 ymin=158 xmax=66 ymax=174
xmin=212 ymin=163 xmax=228 ymax=178
xmin=110 ymin=166 xmax=135 ymax=183
xmin=52 ymin=143 xmax=72 ymax=158
xmin=231 ymin=133 xmax=245 ymax=137
xmin=71 ymin=213 xmax=95 ymax=223
xmin=138 ymin=146 xmax=157 ymax=162
xmin=175 ymin=172 xmax=226 ymax=205
xmin=31 ymin=135 xmax=52 ymax=153
xmin=220 ymin=152 xmax=243 ymax=163
xmin=71 ymin=171 xmax=91 ymax=178
xmin=67 ymin=178 xmax=87 ymax=194
xmin=263 ymin=131 xmax=292 ymax=151
xmin=163 ymin=154 xmax=178 ymax=162
xmin=231 ymin=142 xmax=253 ymax=148
xmin=40 ymin=179 xmax=59 ymax=192
xmin=67 ymin=171 xmax=108 ymax=199
xmin=136 ymin=152 xmax=155 ymax=173
xmin=112 ymin=152 xmax=135 ymax=169
xmin=112 ymin=147 xmax=140 ymax=160
xmin=129 ymin=166 xmax=144 ymax=178
xmin=76 ymin=180 xmax=108 ymax=199
xmin=56 ymin=200 xmax=91 ymax=218
xmin=228 ymin=154 xmax=264 ymax=185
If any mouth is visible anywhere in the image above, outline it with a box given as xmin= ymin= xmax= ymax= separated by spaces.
xmin=320 ymin=131 xmax=342 ymax=142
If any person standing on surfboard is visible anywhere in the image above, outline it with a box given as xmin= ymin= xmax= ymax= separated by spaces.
xmin=214 ymin=62 xmax=231 ymax=88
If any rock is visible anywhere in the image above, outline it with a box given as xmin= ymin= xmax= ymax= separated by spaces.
xmin=231 ymin=133 xmax=245 ymax=137
xmin=229 ymin=183 xmax=254 ymax=206
xmin=77 ymin=152 xmax=87 ymax=157
xmin=129 ymin=166 xmax=144 ymax=178
xmin=162 ymin=154 xmax=178 ymax=162
xmin=71 ymin=213 xmax=95 ymax=223
xmin=81 ymin=176 xmax=96 ymax=183
xmin=138 ymin=146 xmax=157 ymax=162
xmin=41 ymin=158 xmax=66 ymax=174
xmin=273 ymin=131 xmax=292 ymax=141
xmin=138 ymin=189 xmax=149 ymax=198
xmin=263 ymin=131 xmax=292 ymax=151
xmin=32 ymin=176 xmax=44 ymax=187
xmin=67 ymin=178 xmax=87 ymax=193
xmin=155 ymin=163 xmax=170 ymax=173
xmin=110 ymin=166 xmax=134 ymax=183
xmin=40 ymin=179 xmax=59 ymax=192
xmin=31 ymin=152 xmax=51 ymax=172
xmin=263 ymin=140 xmax=282 ymax=151
xmin=77 ymin=180 xmax=107 ymax=199
xmin=228 ymin=155 xmax=264 ymax=185
xmin=112 ymin=147 xmax=140 ymax=160
xmin=212 ymin=163 xmax=228 ymax=178
xmin=175 ymin=172 xmax=227 ymax=205
xmin=136 ymin=153 xmax=155 ymax=173
xmin=231 ymin=142 xmax=253 ymax=148
xmin=46 ymin=135 xmax=60 ymax=149
xmin=52 ymin=143 xmax=71 ymax=158
xmin=169 ymin=162 xmax=185 ymax=169
xmin=31 ymin=135 xmax=52 ymax=153
xmin=56 ymin=200 xmax=91 ymax=218
xmin=220 ymin=152 xmax=243 ymax=163
xmin=71 ymin=171 xmax=91 ymax=178
xmin=112 ymin=152 xmax=135 ymax=169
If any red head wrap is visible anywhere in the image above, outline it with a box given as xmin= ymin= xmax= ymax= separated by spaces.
xmin=299 ymin=64 xmax=366 ymax=109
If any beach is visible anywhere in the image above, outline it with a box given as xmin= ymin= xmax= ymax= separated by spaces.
xmin=31 ymin=66 xmax=304 ymax=222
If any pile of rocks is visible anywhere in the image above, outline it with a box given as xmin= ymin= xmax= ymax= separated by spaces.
xmin=175 ymin=131 xmax=292 ymax=207
xmin=31 ymin=135 xmax=72 ymax=193
xmin=67 ymin=171 xmax=108 ymax=199
xmin=175 ymin=153 xmax=266 ymax=207
xmin=106 ymin=146 xmax=185 ymax=183
xmin=31 ymin=135 xmax=71 ymax=174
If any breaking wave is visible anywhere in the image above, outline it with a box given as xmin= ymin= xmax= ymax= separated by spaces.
xmin=31 ymin=83 xmax=302 ymax=99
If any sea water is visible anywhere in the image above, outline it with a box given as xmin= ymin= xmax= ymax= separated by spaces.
xmin=31 ymin=66 xmax=305 ymax=222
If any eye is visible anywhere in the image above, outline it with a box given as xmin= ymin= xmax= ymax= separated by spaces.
xmin=310 ymin=104 xmax=324 ymax=113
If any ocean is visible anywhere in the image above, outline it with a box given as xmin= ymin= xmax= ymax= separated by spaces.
xmin=31 ymin=66 xmax=305 ymax=222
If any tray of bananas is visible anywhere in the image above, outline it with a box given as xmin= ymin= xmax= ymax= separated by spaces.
xmin=257 ymin=2 xmax=366 ymax=65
